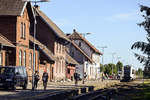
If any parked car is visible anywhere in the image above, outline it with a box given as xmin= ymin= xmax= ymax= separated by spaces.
xmin=0 ymin=66 xmax=28 ymax=90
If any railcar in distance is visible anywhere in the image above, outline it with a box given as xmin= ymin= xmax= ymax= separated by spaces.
xmin=121 ymin=65 xmax=136 ymax=82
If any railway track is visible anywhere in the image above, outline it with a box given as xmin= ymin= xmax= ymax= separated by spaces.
xmin=69 ymin=79 xmax=142 ymax=100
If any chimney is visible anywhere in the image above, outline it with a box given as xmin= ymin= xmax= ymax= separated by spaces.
xmin=34 ymin=5 xmax=40 ymax=10
xmin=66 ymin=34 xmax=70 ymax=36
xmin=73 ymin=29 xmax=76 ymax=33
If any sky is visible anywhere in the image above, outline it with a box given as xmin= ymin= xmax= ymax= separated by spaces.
xmin=37 ymin=0 xmax=150 ymax=70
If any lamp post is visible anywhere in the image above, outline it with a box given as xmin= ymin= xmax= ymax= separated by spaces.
xmin=80 ymin=33 xmax=91 ymax=38
xmin=81 ymin=32 xmax=91 ymax=84
xmin=24 ymin=0 xmax=50 ymax=91
xmin=79 ymin=31 xmax=91 ymax=84
xmin=97 ymin=46 xmax=107 ymax=66
xmin=112 ymin=52 xmax=116 ymax=75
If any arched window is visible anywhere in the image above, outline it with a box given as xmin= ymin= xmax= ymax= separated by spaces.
xmin=23 ymin=51 xmax=26 ymax=67
xmin=24 ymin=23 xmax=26 ymax=39
xmin=21 ymin=22 xmax=23 ymax=38
xmin=19 ymin=50 xmax=22 ymax=66
xmin=29 ymin=52 xmax=32 ymax=69
xmin=0 ymin=52 xmax=3 ymax=66
xmin=79 ymin=42 xmax=81 ymax=47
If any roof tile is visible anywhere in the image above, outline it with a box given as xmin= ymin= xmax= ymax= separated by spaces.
xmin=0 ymin=34 xmax=15 ymax=47
xmin=36 ymin=9 xmax=70 ymax=42
xmin=0 ymin=0 xmax=26 ymax=16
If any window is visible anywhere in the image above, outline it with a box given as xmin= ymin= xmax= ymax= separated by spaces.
xmin=62 ymin=61 xmax=63 ymax=73
xmin=60 ymin=61 xmax=62 ymax=73
xmin=62 ymin=45 xmax=65 ymax=53
xmin=59 ymin=43 xmax=61 ymax=53
xmin=55 ymin=43 xmax=57 ymax=53
xmin=72 ymin=51 xmax=74 ymax=57
xmin=57 ymin=43 xmax=59 ymax=53
xmin=29 ymin=52 xmax=32 ymax=69
xmin=20 ymin=22 xmax=26 ymax=39
xmin=23 ymin=51 xmax=26 ymax=67
xmin=56 ymin=61 xmax=58 ymax=73
xmin=21 ymin=22 xmax=23 ymax=38
xmin=79 ymin=42 xmax=81 ymax=47
xmin=59 ymin=61 xmax=61 ymax=73
xmin=19 ymin=50 xmax=22 ymax=66
xmin=23 ymin=23 xmax=26 ymax=39
xmin=68 ymin=69 xmax=70 ymax=74
xmin=0 ymin=53 xmax=3 ymax=66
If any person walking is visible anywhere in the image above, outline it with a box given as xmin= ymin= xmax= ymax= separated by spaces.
xmin=34 ymin=71 xmax=40 ymax=89
xmin=74 ymin=73 xmax=78 ymax=86
xmin=42 ymin=70 xmax=48 ymax=90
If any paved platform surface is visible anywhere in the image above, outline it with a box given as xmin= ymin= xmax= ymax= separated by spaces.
xmin=0 ymin=79 xmax=120 ymax=100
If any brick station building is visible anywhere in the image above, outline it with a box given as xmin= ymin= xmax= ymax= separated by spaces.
xmin=0 ymin=0 xmax=56 ymax=81
xmin=0 ymin=0 xmax=79 ymax=82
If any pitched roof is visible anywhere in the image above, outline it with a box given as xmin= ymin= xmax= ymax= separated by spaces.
xmin=36 ymin=9 xmax=70 ymax=42
xmin=0 ymin=34 xmax=15 ymax=47
xmin=0 ymin=0 xmax=27 ymax=16
xmin=71 ymin=41 xmax=94 ymax=63
xmin=29 ymin=35 xmax=55 ymax=62
xmin=69 ymin=30 xmax=102 ymax=55
xmin=66 ymin=53 xmax=79 ymax=65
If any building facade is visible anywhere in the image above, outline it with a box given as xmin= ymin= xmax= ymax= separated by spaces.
xmin=0 ymin=1 xmax=54 ymax=81
xmin=68 ymin=29 xmax=102 ymax=80
xmin=35 ymin=8 xmax=70 ymax=81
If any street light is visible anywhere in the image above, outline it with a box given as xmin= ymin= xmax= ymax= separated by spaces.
xmin=81 ymin=32 xmax=91 ymax=84
xmin=80 ymin=33 xmax=92 ymax=38
xmin=112 ymin=52 xmax=116 ymax=75
xmin=24 ymin=0 xmax=50 ymax=91
xmin=97 ymin=46 xmax=107 ymax=66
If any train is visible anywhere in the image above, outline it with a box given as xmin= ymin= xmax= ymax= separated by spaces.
xmin=121 ymin=65 xmax=136 ymax=82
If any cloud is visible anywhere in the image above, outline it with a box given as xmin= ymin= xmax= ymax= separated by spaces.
xmin=105 ymin=11 xmax=141 ymax=22
xmin=115 ymin=13 xmax=134 ymax=20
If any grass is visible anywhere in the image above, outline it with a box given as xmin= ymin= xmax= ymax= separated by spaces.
xmin=131 ymin=79 xmax=150 ymax=100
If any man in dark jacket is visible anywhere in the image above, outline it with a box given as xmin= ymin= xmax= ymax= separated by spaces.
xmin=74 ymin=73 xmax=78 ymax=86
xmin=42 ymin=71 xmax=48 ymax=90
xmin=34 ymin=71 xmax=40 ymax=89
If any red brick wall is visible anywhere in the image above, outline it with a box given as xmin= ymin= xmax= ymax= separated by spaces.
xmin=36 ymin=16 xmax=67 ymax=81
xmin=16 ymin=8 xmax=30 ymax=46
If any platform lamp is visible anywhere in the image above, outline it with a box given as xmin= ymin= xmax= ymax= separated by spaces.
xmin=23 ymin=0 xmax=50 ymax=90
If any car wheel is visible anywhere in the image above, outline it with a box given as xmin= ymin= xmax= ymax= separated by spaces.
xmin=23 ymin=82 xmax=27 ymax=90
xmin=12 ymin=85 xmax=16 ymax=90
xmin=4 ymin=86 xmax=8 ymax=90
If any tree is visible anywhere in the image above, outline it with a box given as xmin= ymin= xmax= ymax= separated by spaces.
xmin=104 ymin=63 xmax=117 ymax=75
xmin=136 ymin=68 xmax=143 ymax=77
xmin=116 ymin=61 xmax=123 ymax=72
xmin=100 ymin=63 xmax=105 ymax=72
xmin=143 ymin=66 xmax=150 ymax=78
xmin=131 ymin=5 xmax=150 ymax=67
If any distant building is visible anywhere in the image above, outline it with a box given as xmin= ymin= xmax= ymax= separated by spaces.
xmin=68 ymin=29 xmax=102 ymax=80
xmin=66 ymin=38 xmax=94 ymax=80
